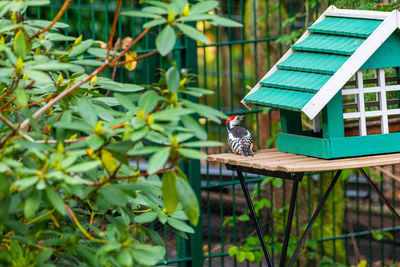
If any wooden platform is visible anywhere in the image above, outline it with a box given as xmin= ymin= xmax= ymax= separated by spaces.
xmin=207 ymin=149 xmax=400 ymax=172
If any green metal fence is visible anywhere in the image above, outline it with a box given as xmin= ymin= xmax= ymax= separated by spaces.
xmin=32 ymin=1 xmax=400 ymax=266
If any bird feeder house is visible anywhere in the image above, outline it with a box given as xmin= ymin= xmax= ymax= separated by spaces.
xmin=242 ymin=6 xmax=400 ymax=159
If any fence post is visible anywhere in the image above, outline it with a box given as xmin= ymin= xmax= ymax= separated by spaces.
xmin=184 ymin=26 xmax=203 ymax=267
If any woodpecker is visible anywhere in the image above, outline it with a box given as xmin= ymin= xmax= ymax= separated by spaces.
xmin=226 ymin=115 xmax=254 ymax=156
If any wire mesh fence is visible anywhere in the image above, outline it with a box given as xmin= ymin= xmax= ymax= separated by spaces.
xmin=30 ymin=0 xmax=400 ymax=266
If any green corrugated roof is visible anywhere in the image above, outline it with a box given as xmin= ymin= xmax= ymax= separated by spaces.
xmin=308 ymin=17 xmax=382 ymax=38
xmin=277 ymin=52 xmax=349 ymax=75
xmin=260 ymin=70 xmax=331 ymax=93
xmin=292 ymin=34 xmax=364 ymax=55
xmin=244 ymin=88 xmax=314 ymax=111
xmin=244 ymin=15 xmax=383 ymax=111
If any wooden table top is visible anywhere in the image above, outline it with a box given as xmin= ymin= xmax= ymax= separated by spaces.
xmin=207 ymin=149 xmax=400 ymax=173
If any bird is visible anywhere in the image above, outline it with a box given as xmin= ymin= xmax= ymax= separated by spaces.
xmin=226 ymin=115 xmax=254 ymax=156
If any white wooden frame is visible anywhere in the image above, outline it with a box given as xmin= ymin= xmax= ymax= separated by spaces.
xmin=302 ymin=10 xmax=398 ymax=119
xmin=342 ymin=69 xmax=398 ymax=136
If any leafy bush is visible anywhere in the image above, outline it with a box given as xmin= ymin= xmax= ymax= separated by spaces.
xmin=0 ymin=0 xmax=240 ymax=266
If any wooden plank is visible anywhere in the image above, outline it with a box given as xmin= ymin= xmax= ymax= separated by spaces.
xmin=207 ymin=148 xmax=400 ymax=173
xmin=302 ymin=11 xmax=398 ymax=119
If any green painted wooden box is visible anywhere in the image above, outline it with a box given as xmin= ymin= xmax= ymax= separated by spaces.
xmin=242 ymin=6 xmax=400 ymax=159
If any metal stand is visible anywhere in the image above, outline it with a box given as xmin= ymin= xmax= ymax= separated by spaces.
xmin=226 ymin=165 xmax=400 ymax=267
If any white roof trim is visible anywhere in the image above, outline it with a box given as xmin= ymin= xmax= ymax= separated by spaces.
xmin=324 ymin=8 xmax=390 ymax=20
xmin=302 ymin=10 xmax=399 ymax=119
xmin=240 ymin=5 xmax=338 ymax=110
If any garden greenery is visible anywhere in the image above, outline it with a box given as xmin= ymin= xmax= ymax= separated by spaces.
xmin=0 ymin=0 xmax=241 ymax=266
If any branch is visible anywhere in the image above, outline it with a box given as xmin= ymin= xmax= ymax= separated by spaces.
xmin=110 ymin=49 xmax=158 ymax=67
xmin=106 ymin=0 xmax=123 ymax=60
xmin=111 ymin=26 xmax=152 ymax=63
xmin=20 ymin=63 xmax=109 ymax=129
xmin=2 ymin=94 xmax=53 ymax=112
xmin=0 ymin=114 xmax=34 ymax=142
xmin=27 ymin=0 xmax=71 ymax=41
xmin=64 ymin=204 xmax=107 ymax=243
xmin=87 ymin=165 xmax=173 ymax=186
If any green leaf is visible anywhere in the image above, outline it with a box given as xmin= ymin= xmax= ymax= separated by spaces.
xmin=95 ymin=78 xmax=144 ymax=92
xmin=13 ymin=29 xmax=27 ymax=59
xmin=177 ymin=14 xmax=215 ymax=22
xmin=156 ymin=26 xmax=176 ymax=56
xmin=179 ymin=148 xmax=207 ymax=160
xmin=86 ymin=135 xmax=104 ymax=150
xmin=34 ymin=249 xmax=53 ymax=264
xmin=181 ymin=141 xmax=221 ymax=147
xmin=24 ymin=70 xmax=53 ymax=84
xmin=176 ymin=176 xmax=199 ymax=226
xmin=114 ymin=93 xmax=136 ymax=110
xmin=45 ymin=187 xmax=65 ymax=215
xmin=138 ymin=90 xmax=160 ymax=114
xmin=69 ymin=39 xmax=93 ymax=57
xmin=30 ymin=62 xmax=85 ymax=73
xmin=116 ymin=250 xmax=133 ymax=267
xmin=143 ymin=18 xmax=167 ymax=28
xmin=211 ymin=16 xmax=243 ymax=27
xmin=127 ymin=146 xmax=163 ymax=156
xmin=131 ymin=244 xmax=165 ymax=266
xmin=153 ymin=107 xmax=193 ymax=121
xmin=181 ymin=115 xmax=207 ymax=140
xmin=24 ymin=190 xmax=42 ymax=219
xmin=99 ymin=185 xmax=128 ymax=206
xmin=15 ymin=87 xmax=28 ymax=107
xmin=162 ymin=171 xmax=178 ymax=214
xmin=71 ymin=59 xmax=103 ymax=67
xmin=66 ymin=161 xmax=101 ymax=173
xmin=190 ymin=1 xmax=218 ymax=14
xmin=143 ymin=6 xmax=168 ymax=14
xmin=144 ymin=228 xmax=164 ymax=246
xmin=134 ymin=212 xmax=158 ymax=224
xmin=13 ymin=176 xmax=39 ymax=190
xmin=166 ymin=66 xmax=180 ymax=93
xmin=0 ymin=68 xmax=13 ymax=78
xmin=77 ymin=98 xmax=98 ymax=127
xmin=167 ymin=217 xmax=194 ymax=233
xmin=183 ymin=100 xmax=227 ymax=123
xmin=176 ymin=23 xmax=209 ymax=43
xmin=228 ymin=246 xmax=239 ymax=256
xmin=147 ymin=147 xmax=170 ymax=174
xmin=120 ymin=10 xmax=162 ymax=19
xmin=130 ymin=127 xmax=149 ymax=142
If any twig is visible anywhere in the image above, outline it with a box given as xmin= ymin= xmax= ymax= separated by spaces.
xmin=111 ymin=26 xmax=152 ymax=64
xmin=106 ymin=0 xmax=123 ymax=60
xmin=373 ymin=166 xmax=400 ymax=183
xmin=0 ymin=97 xmax=16 ymax=110
xmin=27 ymin=0 xmax=71 ymax=41
xmin=2 ymin=94 xmax=53 ymax=112
xmin=0 ymin=114 xmax=34 ymax=142
xmin=64 ymin=204 xmax=107 ymax=243
xmin=35 ymin=136 xmax=89 ymax=144
xmin=110 ymin=49 xmax=158 ymax=67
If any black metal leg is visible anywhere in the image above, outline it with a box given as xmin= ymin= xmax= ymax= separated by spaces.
xmin=359 ymin=168 xmax=400 ymax=224
xmin=279 ymin=179 xmax=300 ymax=267
xmin=288 ymin=170 xmax=342 ymax=267
xmin=237 ymin=171 xmax=274 ymax=267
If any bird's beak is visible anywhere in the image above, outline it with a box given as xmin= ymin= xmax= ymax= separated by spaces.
xmin=238 ymin=115 xmax=245 ymax=120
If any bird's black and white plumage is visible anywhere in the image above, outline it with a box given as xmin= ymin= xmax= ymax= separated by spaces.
xmin=226 ymin=115 xmax=254 ymax=156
